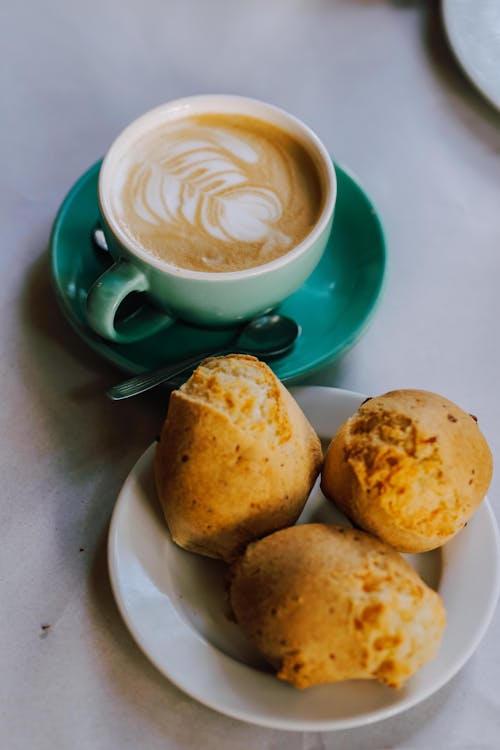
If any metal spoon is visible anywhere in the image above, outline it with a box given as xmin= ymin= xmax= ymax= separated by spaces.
xmin=106 ymin=313 xmax=300 ymax=401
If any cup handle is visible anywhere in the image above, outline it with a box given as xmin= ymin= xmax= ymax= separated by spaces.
xmin=86 ymin=259 xmax=175 ymax=343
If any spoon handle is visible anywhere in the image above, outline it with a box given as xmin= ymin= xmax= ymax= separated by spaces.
xmin=106 ymin=348 xmax=230 ymax=401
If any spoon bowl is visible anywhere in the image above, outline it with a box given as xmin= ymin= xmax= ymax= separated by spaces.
xmin=235 ymin=314 xmax=300 ymax=358
xmin=106 ymin=314 xmax=300 ymax=401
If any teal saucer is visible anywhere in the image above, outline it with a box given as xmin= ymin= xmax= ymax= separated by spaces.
xmin=50 ymin=161 xmax=386 ymax=383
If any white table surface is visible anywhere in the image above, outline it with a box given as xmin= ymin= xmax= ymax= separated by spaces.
xmin=2 ymin=1 xmax=500 ymax=748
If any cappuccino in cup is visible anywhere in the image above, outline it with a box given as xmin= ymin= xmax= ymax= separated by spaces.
xmin=88 ymin=96 xmax=336 ymax=343
xmin=109 ymin=113 xmax=324 ymax=273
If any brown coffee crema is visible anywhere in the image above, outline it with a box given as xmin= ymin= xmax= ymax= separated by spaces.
xmin=110 ymin=113 xmax=324 ymax=273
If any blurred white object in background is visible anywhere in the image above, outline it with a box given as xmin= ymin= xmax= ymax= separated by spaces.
xmin=443 ymin=0 xmax=500 ymax=110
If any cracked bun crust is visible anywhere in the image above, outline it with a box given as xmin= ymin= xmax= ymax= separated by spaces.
xmin=320 ymin=389 xmax=493 ymax=552
xmin=155 ymin=354 xmax=322 ymax=562
xmin=229 ymin=524 xmax=446 ymax=689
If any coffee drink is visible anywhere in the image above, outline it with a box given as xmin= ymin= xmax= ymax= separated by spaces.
xmin=109 ymin=113 xmax=324 ymax=273
xmin=89 ymin=96 xmax=336 ymax=341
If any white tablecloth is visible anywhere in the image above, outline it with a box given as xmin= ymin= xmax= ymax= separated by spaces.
xmin=2 ymin=2 xmax=499 ymax=748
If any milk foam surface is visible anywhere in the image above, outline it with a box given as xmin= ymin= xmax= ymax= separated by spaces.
xmin=111 ymin=114 xmax=323 ymax=272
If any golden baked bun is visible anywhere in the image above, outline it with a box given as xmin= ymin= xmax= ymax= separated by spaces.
xmin=155 ymin=354 xmax=322 ymax=562
xmin=321 ymin=389 xmax=493 ymax=553
xmin=229 ymin=523 xmax=446 ymax=689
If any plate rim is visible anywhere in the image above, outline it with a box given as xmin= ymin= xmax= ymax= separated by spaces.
xmin=107 ymin=385 xmax=500 ymax=731
xmin=50 ymin=161 xmax=386 ymax=383
xmin=442 ymin=0 xmax=500 ymax=112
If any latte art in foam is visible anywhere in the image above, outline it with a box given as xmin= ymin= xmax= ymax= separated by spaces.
xmin=111 ymin=114 xmax=323 ymax=272
xmin=132 ymin=133 xmax=290 ymax=248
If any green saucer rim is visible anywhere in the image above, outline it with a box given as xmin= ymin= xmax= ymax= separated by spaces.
xmin=285 ymin=160 xmax=387 ymax=383
xmin=50 ymin=160 xmax=387 ymax=383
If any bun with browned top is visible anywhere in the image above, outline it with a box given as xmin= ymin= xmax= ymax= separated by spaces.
xmin=229 ymin=523 xmax=446 ymax=689
xmin=321 ymin=389 xmax=493 ymax=552
xmin=155 ymin=354 xmax=322 ymax=562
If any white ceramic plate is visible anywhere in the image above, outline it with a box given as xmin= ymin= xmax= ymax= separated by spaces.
xmin=442 ymin=0 xmax=500 ymax=111
xmin=108 ymin=386 xmax=500 ymax=731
